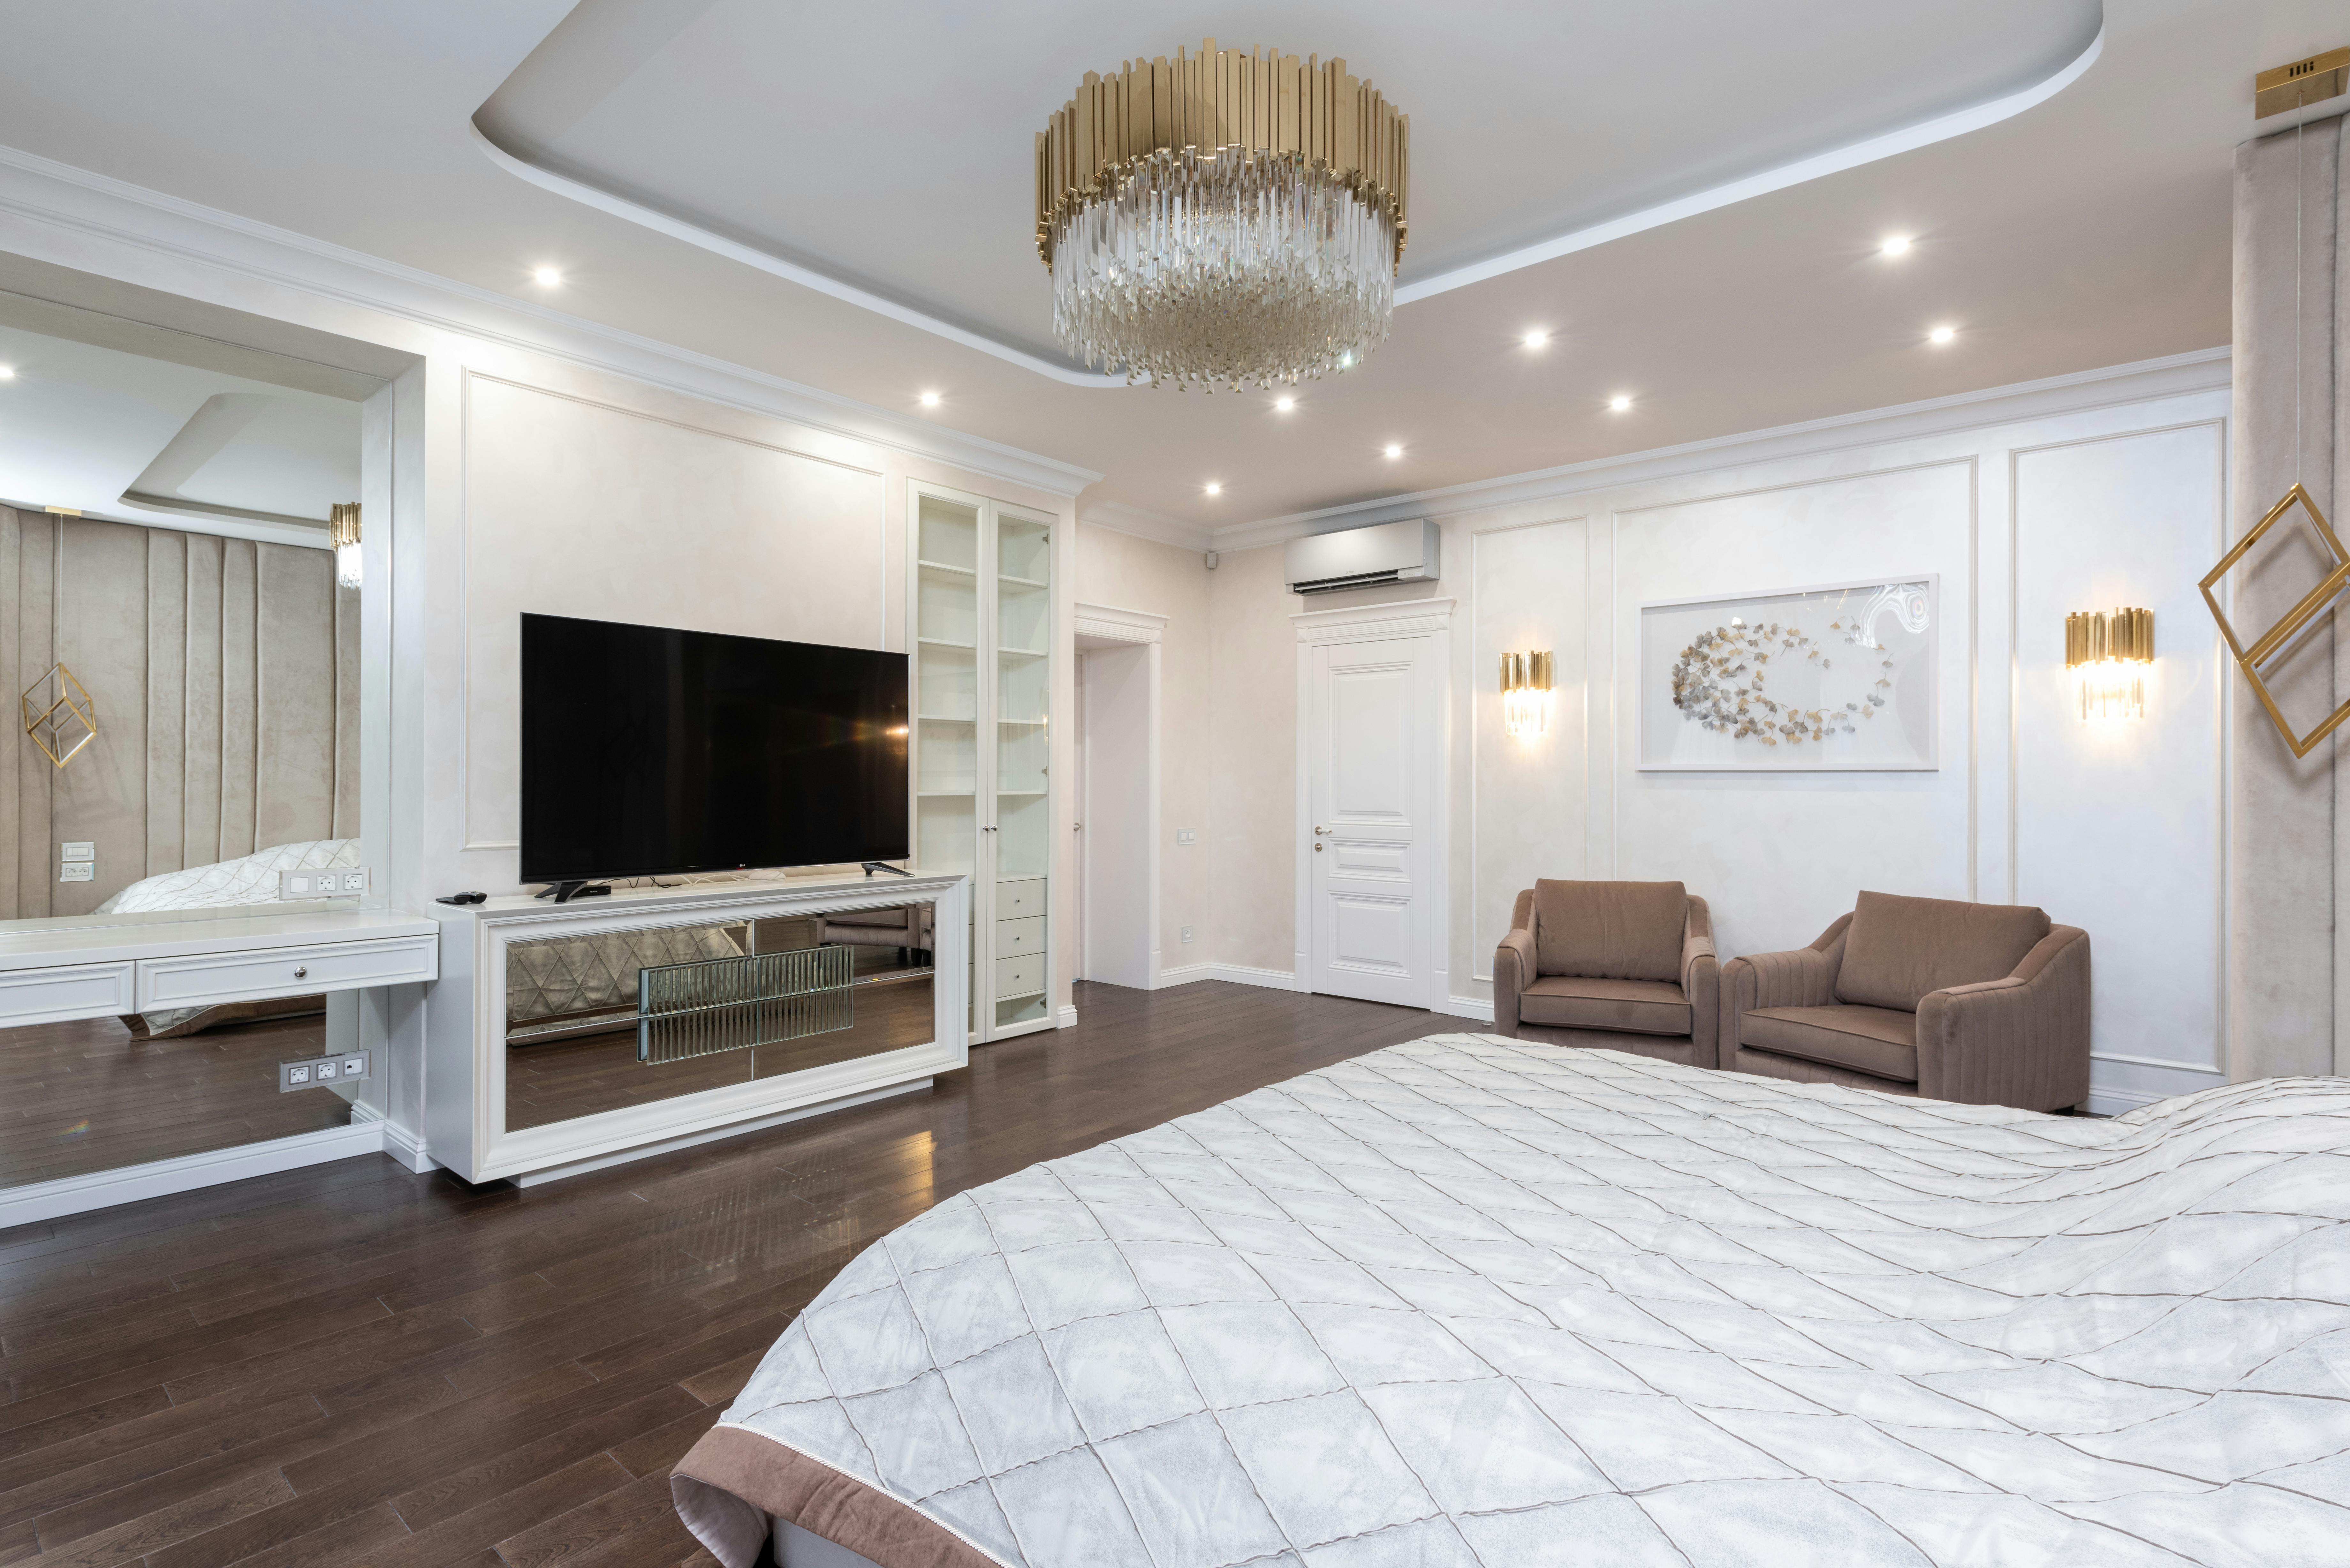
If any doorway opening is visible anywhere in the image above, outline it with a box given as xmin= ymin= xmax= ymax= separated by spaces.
xmin=1076 ymin=615 xmax=1160 ymax=990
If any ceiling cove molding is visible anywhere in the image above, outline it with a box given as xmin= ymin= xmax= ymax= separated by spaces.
xmin=0 ymin=141 xmax=1103 ymax=499
xmin=467 ymin=122 xmax=1126 ymax=390
xmin=1210 ymin=343 xmax=2229 ymax=553
xmin=1077 ymin=501 xmax=1213 ymax=554
xmin=1396 ymin=23 xmax=2106 ymax=304
xmin=464 ymin=25 xmax=2103 ymax=384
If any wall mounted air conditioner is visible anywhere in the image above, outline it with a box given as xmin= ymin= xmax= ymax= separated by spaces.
xmin=1284 ymin=519 xmax=1440 ymax=595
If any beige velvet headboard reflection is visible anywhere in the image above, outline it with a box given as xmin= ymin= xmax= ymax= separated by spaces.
xmin=0 ymin=505 xmax=357 ymax=917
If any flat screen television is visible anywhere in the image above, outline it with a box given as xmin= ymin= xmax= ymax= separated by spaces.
xmin=519 ymin=613 xmax=908 ymax=888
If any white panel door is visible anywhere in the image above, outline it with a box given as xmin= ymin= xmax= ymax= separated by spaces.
xmin=1307 ymin=636 xmax=1433 ymax=1006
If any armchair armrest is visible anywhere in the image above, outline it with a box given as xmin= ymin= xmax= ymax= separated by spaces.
xmin=1494 ymin=924 xmax=1537 ymax=1035
xmin=1682 ymin=896 xmax=1720 ymax=1069
xmin=1914 ymin=925 xmax=2090 ymax=1111
xmin=1719 ymin=912 xmax=1852 ymax=1060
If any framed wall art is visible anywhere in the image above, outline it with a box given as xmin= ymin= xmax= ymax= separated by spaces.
xmin=1638 ymin=575 xmax=1939 ymax=771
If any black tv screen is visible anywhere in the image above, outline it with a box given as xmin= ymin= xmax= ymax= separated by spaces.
xmin=520 ymin=614 xmax=908 ymax=885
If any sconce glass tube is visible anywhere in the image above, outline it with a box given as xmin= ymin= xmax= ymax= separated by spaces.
xmin=2066 ymin=607 xmax=2152 ymax=720
xmin=1501 ymin=650 xmax=1554 ymax=739
xmin=331 ymin=502 xmax=362 ymax=591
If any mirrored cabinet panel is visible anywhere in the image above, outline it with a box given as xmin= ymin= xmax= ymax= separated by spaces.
xmin=910 ymin=484 xmax=1056 ymax=1042
xmin=501 ymin=905 xmax=938 ymax=1132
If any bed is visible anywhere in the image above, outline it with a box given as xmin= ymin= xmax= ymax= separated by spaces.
xmin=672 ymin=1033 xmax=2350 ymax=1568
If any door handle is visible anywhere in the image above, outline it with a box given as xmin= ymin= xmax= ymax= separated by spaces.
xmin=1314 ymin=825 xmax=1331 ymax=835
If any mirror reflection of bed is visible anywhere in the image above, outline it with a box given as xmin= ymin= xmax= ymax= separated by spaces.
xmin=501 ymin=908 xmax=937 ymax=1132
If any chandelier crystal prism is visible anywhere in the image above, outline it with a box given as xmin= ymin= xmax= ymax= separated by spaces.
xmin=1035 ymin=40 xmax=1410 ymax=389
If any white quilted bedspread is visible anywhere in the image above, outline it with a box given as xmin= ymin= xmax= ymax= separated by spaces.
xmin=717 ymin=1036 xmax=2350 ymax=1567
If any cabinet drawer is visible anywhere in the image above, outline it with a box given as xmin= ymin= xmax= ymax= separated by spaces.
xmin=0 ymin=961 xmax=136 ymax=1026
xmin=995 ymin=953 xmax=1044 ymax=999
xmin=996 ymin=916 xmax=1047 ymax=956
xmin=136 ymin=935 xmax=440 ymax=1011
xmin=996 ymin=879 xmax=1046 ymax=918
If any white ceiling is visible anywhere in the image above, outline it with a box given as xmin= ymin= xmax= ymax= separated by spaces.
xmin=0 ymin=317 xmax=362 ymax=537
xmin=0 ymin=1 xmax=2337 ymax=538
xmin=475 ymin=0 xmax=2104 ymax=364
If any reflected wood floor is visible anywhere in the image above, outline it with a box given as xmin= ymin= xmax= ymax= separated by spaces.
xmin=0 ymin=1013 xmax=347 ymax=1189
xmin=0 ymin=981 xmax=1454 ymax=1568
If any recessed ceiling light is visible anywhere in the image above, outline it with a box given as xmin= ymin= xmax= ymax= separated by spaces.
xmin=1522 ymin=329 xmax=1550 ymax=349
xmin=1928 ymin=324 xmax=1956 ymax=345
xmin=1880 ymin=235 xmax=1912 ymax=257
xmin=532 ymin=266 xmax=563 ymax=287
xmin=919 ymin=390 xmax=941 ymax=407
xmin=1204 ymin=481 xmax=1223 ymax=496
xmin=1383 ymin=443 xmax=1403 ymax=459
xmin=1275 ymin=396 xmax=1296 ymax=412
xmin=1608 ymin=395 xmax=1632 ymax=412
xmin=0 ymin=365 xmax=14 ymax=380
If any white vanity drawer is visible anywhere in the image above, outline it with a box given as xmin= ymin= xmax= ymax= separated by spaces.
xmin=0 ymin=961 xmax=136 ymax=1026
xmin=135 ymin=935 xmax=440 ymax=1010
xmin=996 ymin=916 xmax=1047 ymax=956
xmin=996 ymin=879 xmax=1046 ymax=918
xmin=995 ymin=953 xmax=1044 ymax=999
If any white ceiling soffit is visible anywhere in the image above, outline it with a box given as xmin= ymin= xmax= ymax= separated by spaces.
xmin=472 ymin=0 xmax=2106 ymax=389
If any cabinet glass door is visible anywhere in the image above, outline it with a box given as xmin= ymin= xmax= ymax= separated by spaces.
xmin=992 ymin=510 xmax=1052 ymax=1031
xmin=915 ymin=494 xmax=979 ymax=1029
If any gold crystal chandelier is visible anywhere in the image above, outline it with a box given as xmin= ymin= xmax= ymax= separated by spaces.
xmin=1035 ymin=39 xmax=1410 ymax=390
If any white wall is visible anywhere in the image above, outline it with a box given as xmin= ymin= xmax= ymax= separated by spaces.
xmin=1188 ymin=362 xmax=2232 ymax=1114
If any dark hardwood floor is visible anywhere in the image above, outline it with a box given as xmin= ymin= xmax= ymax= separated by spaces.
xmin=0 ymin=980 xmax=1458 ymax=1568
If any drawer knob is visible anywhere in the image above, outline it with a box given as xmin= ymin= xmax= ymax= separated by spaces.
xmin=294 ymin=966 xmax=308 ymax=979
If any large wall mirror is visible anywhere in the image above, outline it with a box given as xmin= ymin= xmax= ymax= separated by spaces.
xmin=0 ymin=254 xmax=415 ymax=1195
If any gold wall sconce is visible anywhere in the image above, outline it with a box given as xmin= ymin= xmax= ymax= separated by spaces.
xmin=2066 ymin=608 xmax=2152 ymax=720
xmin=1501 ymin=650 xmax=1553 ymax=740
xmin=22 ymin=662 xmax=96 ymax=768
xmin=330 ymin=502 xmax=361 ymax=591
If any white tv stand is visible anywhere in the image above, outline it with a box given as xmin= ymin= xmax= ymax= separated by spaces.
xmin=424 ymin=869 xmax=969 ymax=1186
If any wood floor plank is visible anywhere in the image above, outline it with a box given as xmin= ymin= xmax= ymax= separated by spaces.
xmin=0 ymin=982 xmax=1445 ymax=1568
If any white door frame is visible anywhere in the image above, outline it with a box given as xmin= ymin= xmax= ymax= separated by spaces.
xmin=1294 ymin=598 xmax=1454 ymax=1008
xmin=1074 ymin=602 xmax=1166 ymax=992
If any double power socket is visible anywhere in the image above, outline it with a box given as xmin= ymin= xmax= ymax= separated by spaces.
xmin=280 ymin=1050 xmax=368 ymax=1093
xmin=279 ymin=867 xmax=369 ymax=899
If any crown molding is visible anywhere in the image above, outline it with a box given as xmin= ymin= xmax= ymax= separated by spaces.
xmin=0 ymin=140 xmax=1104 ymax=499
xmin=1077 ymin=500 xmax=1213 ymax=554
xmin=1074 ymin=602 xmax=1169 ymax=644
xmin=1212 ymin=344 xmax=2232 ymax=552
xmin=1292 ymin=596 xmax=1456 ymax=642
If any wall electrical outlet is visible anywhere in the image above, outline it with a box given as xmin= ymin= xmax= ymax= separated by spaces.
xmin=60 ymin=841 xmax=94 ymax=862
xmin=281 ymin=866 xmax=367 ymax=900
xmin=1180 ymin=925 xmax=1195 ymax=943
xmin=281 ymin=1051 xmax=366 ymax=1092
xmin=1176 ymin=828 xmax=1197 ymax=846
xmin=59 ymin=862 xmax=93 ymax=882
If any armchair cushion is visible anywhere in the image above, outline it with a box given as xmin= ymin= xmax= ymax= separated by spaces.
xmin=1835 ymin=891 xmax=2050 ymax=1012
xmin=1533 ymin=879 xmax=1687 ymax=982
xmin=1519 ymin=977 xmax=1692 ymax=1036
xmin=1741 ymin=1004 xmax=1919 ymax=1083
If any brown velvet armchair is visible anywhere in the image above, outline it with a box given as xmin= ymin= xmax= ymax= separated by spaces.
xmin=1720 ymin=890 xmax=2090 ymax=1112
xmin=1494 ymin=880 xmax=1718 ymax=1067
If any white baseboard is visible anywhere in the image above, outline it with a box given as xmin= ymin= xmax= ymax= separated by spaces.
xmin=1056 ymin=1005 xmax=1078 ymax=1029
xmin=1435 ymin=995 xmax=1496 ymax=1024
xmin=0 ymin=1118 xmax=389 ymax=1230
xmin=1155 ymin=962 xmax=1211 ymax=987
xmin=1193 ymin=963 xmax=1300 ymax=991
xmin=382 ymin=1119 xmax=436 ymax=1174
xmin=2084 ymin=1085 xmax=2173 ymax=1117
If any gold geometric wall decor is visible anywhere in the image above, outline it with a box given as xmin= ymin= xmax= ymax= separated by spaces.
xmin=2201 ymin=483 xmax=2350 ymax=758
xmin=21 ymin=661 xmax=96 ymax=769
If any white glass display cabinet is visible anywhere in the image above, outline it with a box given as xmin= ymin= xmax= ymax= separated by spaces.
xmin=911 ymin=484 xmax=1059 ymax=1041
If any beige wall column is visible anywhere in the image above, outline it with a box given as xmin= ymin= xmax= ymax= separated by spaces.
xmin=2228 ymin=112 xmax=2346 ymax=1081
